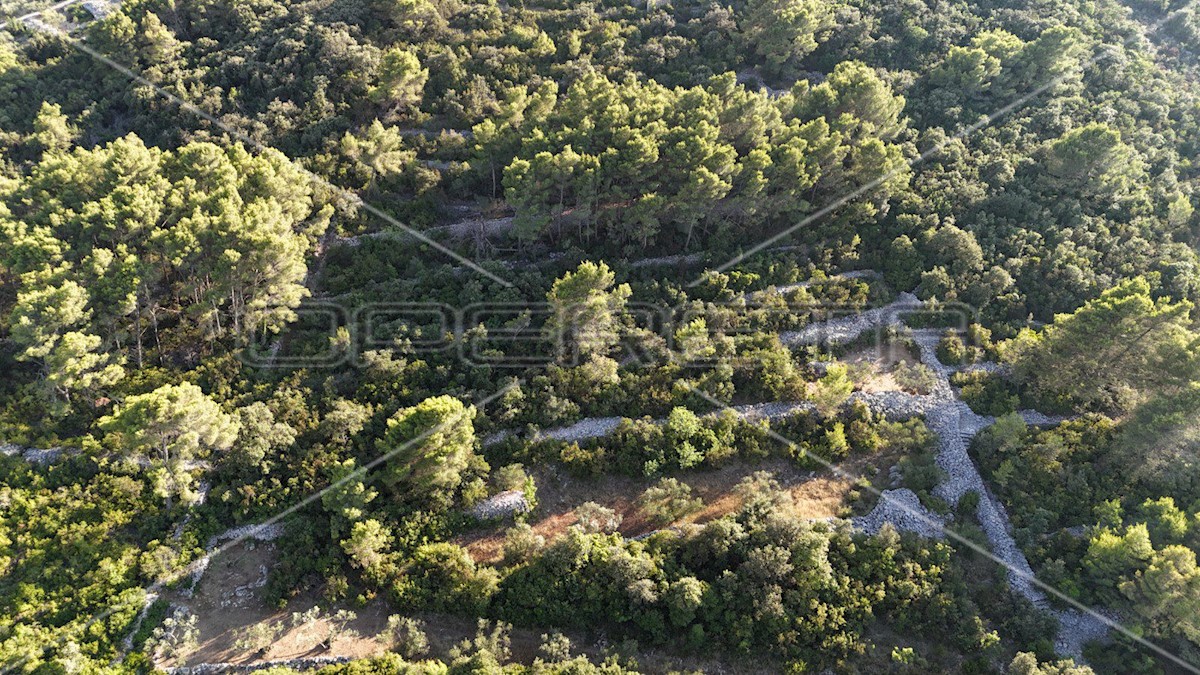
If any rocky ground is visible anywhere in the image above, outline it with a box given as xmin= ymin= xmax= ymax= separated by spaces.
xmin=486 ymin=293 xmax=1114 ymax=660
xmin=851 ymin=488 xmax=947 ymax=539
xmin=780 ymin=291 xmax=921 ymax=346
xmin=7 ymin=290 xmax=1111 ymax=666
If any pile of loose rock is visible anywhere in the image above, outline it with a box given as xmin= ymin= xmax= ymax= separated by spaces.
xmin=852 ymin=489 xmax=946 ymax=539
xmin=205 ymin=522 xmax=286 ymax=550
xmin=851 ymin=390 xmax=943 ymax=419
xmin=1 ymin=443 xmax=71 ymax=464
xmin=470 ymin=490 xmax=531 ymax=521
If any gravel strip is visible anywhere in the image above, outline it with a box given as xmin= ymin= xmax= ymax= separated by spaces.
xmin=728 ymin=401 xmax=815 ymax=420
xmin=780 ymin=292 xmax=920 ymax=346
xmin=629 ymin=253 xmax=703 ymax=268
xmin=538 ymin=417 xmax=625 ymax=443
xmin=205 ymin=522 xmax=286 ymax=550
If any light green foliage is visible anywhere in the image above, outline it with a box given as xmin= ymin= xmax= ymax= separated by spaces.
xmin=487 ymin=65 xmax=907 ymax=250
xmin=398 ymin=544 xmax=498 ymax=614
xmin=502 ymin=522 xmax=546 ymax=565
xmin=1007 ymin=652 xmax=1095 ymax=675
xmin=233 ymin=620 xmax=284 ymax=653
xmin=1083 ymin=521 xmax=1200 ymax=649
xmin=574 ymin=501 xmax=622 ymax=534
xmin=99 ymin=382 xmax=239 ymax=505
xmin=812 ymin=362 xmax=854 ymax=416
xmin=322 ymin=458 xmax=379 ymax=540
xmin=674 ymin=318 xmax=715 ymax=362
xmin=796 ymin=61 xmax=907 ymax=142
xmin=232 ymin=401 xmax=297 ymax=469
xmin=929 ymin=46 xmax=1002 ymax=97
xmin=1045 ymin=123 xmax=1144 ymax=198
xmin=740 ymin=0 xmax=835 ymax=74
xmin=32 ymin=102 xmax=75 ymax=154
xmin=379 ymin=395 xmax=477 ymax=502
xmin=537 ymin=631 xmax=572 ymax=662
xmin=893 ymin=360 xmax=938 ymax=395
xmin=372 ymin=48 xmax=428 ymax=112
xmin=9 ymin=277 xmax=124 ymax=409
xmin=1 ymin=134 xmax=325 ymax=406
xmin=664 ymin=576 xmax=706 ymax=627
xmin=546 ymin=261 xmax=631 ymax=362
xmin=327 ymin=121 xmax=417 ymax=191
xmin=637 ymin=477 xmax=704 ymax=525
xmin=342 ymin=519 xmax=394 ymax=573
xmin=384 ymin=615 xmax=430 ymax=659
xmin=1118 ymin=545 xmax=1200 ymax=647
xmin=1084 ymin=524 xmax=1154 ymax=599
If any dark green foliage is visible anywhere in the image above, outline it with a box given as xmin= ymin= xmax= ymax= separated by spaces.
xmin=952 ymin=370 xmax=1020 ymax=416
xmin=4 ymin=0 xmax=1200 ymax=671
xmin=492 ymin=501 xmax=990 ymax=669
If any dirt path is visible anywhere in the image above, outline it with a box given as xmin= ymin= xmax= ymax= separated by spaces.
xmin=477 ymin=294 xmax=1113 ymax=660
xmin=154 ymin=291 xmax=1112 ymax=667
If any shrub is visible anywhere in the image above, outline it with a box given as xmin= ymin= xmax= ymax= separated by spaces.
xmin=575 ymin=501 xmax=622 ymax=533
xmin=901 ymin=449 xmax=946 ymax=510
xmin=937 ymin=331 xmax=968 ymax=365
xmin=393 ymin=543 xmax=498 ymax=614
xmin=893 ymin=360 xmax=938 ymax=395
xmin=502 ymin=522 xmax=546 ymax=565
xmin=957 ymin=490 xmax=981 ymax=519
xmin=384 ymin=616 xmax=429 ymax=659
xmin=450 ymin=620 xmax=512 ymax=666
xmin=812 ymin=363 xmax=854 ymax=416
xmin=233 ymin=620 xmax=283 ymax=654
xmin=817 ymin=422 xmax=850 ymax=461
xmin=952 ymin=371 xmax=1019 ymax=416
xmin=538 ymin=632 xmax=573 ymax=662
xmin=493 ymin=463 xmax=530 ymax=492
xmin=878 ymin=418 xmax=935 ymax=453
xmin=638 ymin=478 xmax=704 ymax=525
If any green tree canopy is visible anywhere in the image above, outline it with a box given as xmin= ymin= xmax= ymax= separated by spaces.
xmin=546 ymin=261 xmax=631 ymax=363
xmin=98 ymin=382 xmax=239 ymax=506
xmin=1009 ymin=277 xmax=1200 ymax=412
xmin=378 ymin=395 xmax=478 ymax=503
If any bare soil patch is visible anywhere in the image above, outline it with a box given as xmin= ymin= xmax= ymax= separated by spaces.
xmin=457 ymin=453 xmax=902 ymax=565
xmin=843 ymin=340 xmax=922 ymax=393
xmin=169 ymin=538 xmax=785 ymax=674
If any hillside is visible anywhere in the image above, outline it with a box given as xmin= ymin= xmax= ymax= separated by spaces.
xmin=2 ymin=0 xmax=1200 ymax=673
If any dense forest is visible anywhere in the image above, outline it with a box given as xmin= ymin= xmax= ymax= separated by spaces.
xmin=2 ymin=0 xmax=1200 ymax=672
